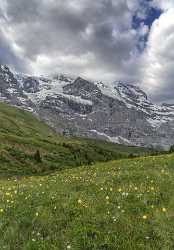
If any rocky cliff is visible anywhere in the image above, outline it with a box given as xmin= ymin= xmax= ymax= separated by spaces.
xmin=1 ymin=64 xmax=174 ymax=149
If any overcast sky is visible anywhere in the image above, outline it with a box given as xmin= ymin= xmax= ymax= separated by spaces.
xmin=0 ymin=0 xmax=174 ymax=103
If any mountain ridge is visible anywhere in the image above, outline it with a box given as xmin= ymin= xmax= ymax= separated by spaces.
xmin=1 ymin=64 xmax=174 ymax=149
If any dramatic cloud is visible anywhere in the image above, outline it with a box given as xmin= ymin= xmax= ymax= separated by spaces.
xmin=141 ymin=1 xmax=174 ymax=103
xmin=0 ymin=0 xmax=143 ymax=79
xmin=0 ymin=0 xmax=174 ymax=103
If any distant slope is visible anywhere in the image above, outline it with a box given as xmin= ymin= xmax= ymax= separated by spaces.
xmin=2 ymin=64 xmax=174 ymax=149
xmin=1 ymin=153 xmax=174 ymax=249
xmin=0 ymin=102 xmax=151 ymax=175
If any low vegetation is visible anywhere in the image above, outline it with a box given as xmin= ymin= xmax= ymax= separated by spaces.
xmin=0 ymin=102 xmax=151 ymax=176
xmin=1 ymin=102 xmax=174 ymax=249
xmin=1 ymin=154 xmax=174 ymax=249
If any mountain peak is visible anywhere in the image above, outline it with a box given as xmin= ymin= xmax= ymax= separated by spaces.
xmin=1 ymin=64 xmax=174 ymax=149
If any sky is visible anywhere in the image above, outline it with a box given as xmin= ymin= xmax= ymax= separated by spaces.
xmin=0 ymin=0 xmax=174 ymax=103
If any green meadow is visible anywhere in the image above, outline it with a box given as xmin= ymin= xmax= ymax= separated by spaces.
xmin=0 ymin=102 xmax=173 ymax=249
xmin=1 ymin=154 xmax=174 ymax=249
xmin=0 ymin=102 xmax=151 ymax=176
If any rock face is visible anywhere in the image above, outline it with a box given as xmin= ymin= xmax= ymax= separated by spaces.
xmin=0 ymin=65 xmax=33 ymax=111
xmin=1 ymin=64 xmax=174 ymax=149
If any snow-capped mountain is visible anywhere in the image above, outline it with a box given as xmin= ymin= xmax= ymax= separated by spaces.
xmin=1 ymin=64 xmax=174 ymax=149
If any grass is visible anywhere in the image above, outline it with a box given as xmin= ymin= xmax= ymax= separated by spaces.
xmin=0 ymin=102 xmax=173 ymax=249
xmin=0 ymin=102 xmax=151 ymax=176
xmin=0 ymin=154 xmax=174 ymax=249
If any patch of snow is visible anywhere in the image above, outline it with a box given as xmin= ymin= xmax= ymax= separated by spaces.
xmin=61 ymin=94 xmax=93 ymax=106
xmin=89 ymin=130 xmax=132 ymax=145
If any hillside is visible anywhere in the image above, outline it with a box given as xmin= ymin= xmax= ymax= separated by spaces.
xmin=1 ymin=64 xmax=174 ymax=149
xmin=0 ymin=154 xmax=174 ymax=249
xmin=0 ymin=102 xmax=150 ymax=175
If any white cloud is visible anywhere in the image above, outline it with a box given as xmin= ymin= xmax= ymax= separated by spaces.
xmin=141 ymin=7 xmax=174 ymax=102
xmin=0 ymin=0 xmax=144 ymax=82
xmin=151 ymin=0 xmax=174 ymax=10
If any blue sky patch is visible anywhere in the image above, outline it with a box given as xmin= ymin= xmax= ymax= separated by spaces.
xmin=132 ymin=2 xmax=162 ymax=51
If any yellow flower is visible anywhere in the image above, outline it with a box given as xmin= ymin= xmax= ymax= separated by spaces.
xmin=78 ymin=199 xmax=82 ymax=204
xmin=142 ymin=215 xmax=147 ymax=220
xmin=0 ymin=209 xmax=4 ymax=213
xmin=106 ymin=196 xmax=109 ymax=200
xmin=36 ymin=212 xmax=39 ymax=217
xmin=118 ymin=188 xmax=122 ymax=192
xmin=162 ymin=208 xmax=167 ymax=212
xmin=110 ymin=188 xmax=113 ymax=192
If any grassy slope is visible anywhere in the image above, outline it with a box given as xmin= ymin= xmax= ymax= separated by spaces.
xmin=0 ymin=102 xmax=150 ymax=175
xmin=0 ymin=154 xmax=174 ymax=249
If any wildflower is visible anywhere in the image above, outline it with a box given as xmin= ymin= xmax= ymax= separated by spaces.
xmin=100 ymin=187 xmax=104 ymax=191
xmin=36 ymin=212 xmax=39 ymax=217
xmin=142 ymin=215 xmax=147 ymax=220
xmin=110 ymin=188 xmax=113 ymax=192
xmin=106 ymin=196 xmax=109 ymax=200
xmin=78 ymin=199 xmax=82 ymax=204
xmin=134 ymin=187 xmax=138 ymax=191
xmin=162 ymin=208 xmax=167 ymax=212
xmin=0 ymin=209 xmax=4 ymax=213
xmin=67 ymin=245 xmax=71 ymax=249
xmin=118 ymin=188 xmax=122 ymax=192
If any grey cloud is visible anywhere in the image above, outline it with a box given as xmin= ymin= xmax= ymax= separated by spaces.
xmin=0 ymin=27 xmax=27 ymax=72
xmin=0 ymin=0 xmax=159 ymax=93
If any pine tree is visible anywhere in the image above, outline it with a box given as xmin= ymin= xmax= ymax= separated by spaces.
xmin=169 ymin=145 xmax=174 ymax=153
xmin=34 ymin=150 xmax=42 ymax=163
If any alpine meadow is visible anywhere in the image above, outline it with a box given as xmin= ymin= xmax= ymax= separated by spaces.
xmin=1 ymin=0 xmax=174 ymax=249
